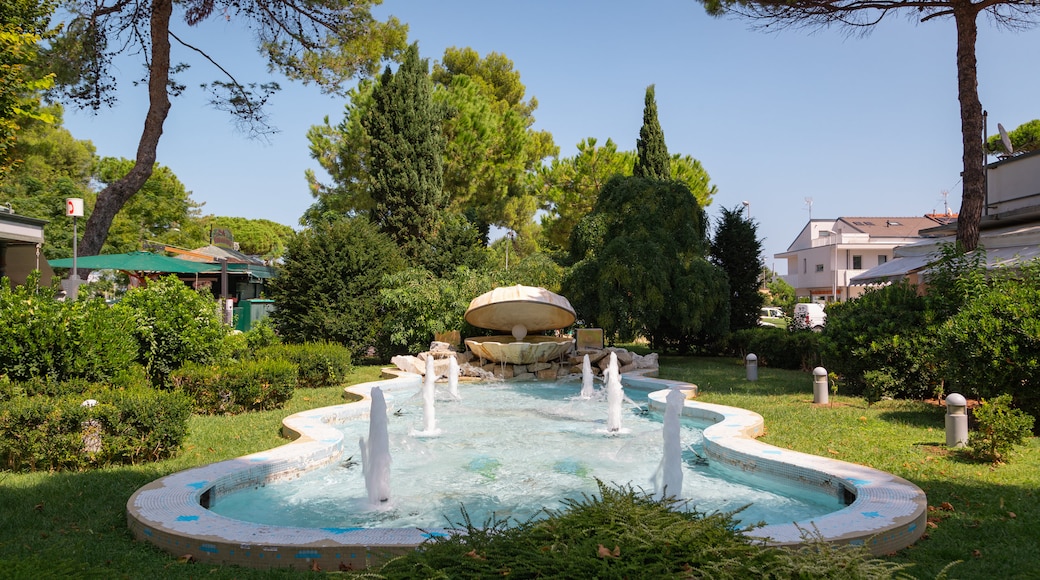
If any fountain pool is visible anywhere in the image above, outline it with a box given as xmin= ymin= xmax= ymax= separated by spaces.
xmin=126 ymin=369 xmax=927 ymax=571
xmin=206 ymin=380 xmax=840 ymax=530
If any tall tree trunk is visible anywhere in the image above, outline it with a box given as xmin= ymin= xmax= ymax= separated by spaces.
xmin=79 ymin=0 xmax=173 ymax=256
xmin=953 ymin=2 xmax=984 ymax=252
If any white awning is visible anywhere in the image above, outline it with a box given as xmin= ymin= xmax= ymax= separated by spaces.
xmin=849 ymin=254 xmax=936 ymax=286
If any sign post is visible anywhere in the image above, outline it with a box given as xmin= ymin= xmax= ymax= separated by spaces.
xmin=66 ymin=198 xmax=84 ymax=277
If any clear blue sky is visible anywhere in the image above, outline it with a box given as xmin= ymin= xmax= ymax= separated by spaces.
xmin=59 ymin=0 xmax=1040 ymax=273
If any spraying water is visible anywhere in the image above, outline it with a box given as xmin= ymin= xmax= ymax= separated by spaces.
xmin=359 ymin=387 xmax=391 ymax=504
xmin=658 ymin=386 xmax=685 ymax=500
xmin=448 ymin=356 xmax=460 ymax=400
xmin=605 ymin=353 xmax=623 ymax=433
xmin=580 ymin=354 xmax=595 ymax=399
xmin=412 ymin=357 xmax=441 ymax=436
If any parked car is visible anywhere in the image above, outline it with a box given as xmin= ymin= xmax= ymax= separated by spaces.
xmin=760 ymin=307 xmax=784 ymax=319
xmin=793 ymin=302 xmax=827 ymax=331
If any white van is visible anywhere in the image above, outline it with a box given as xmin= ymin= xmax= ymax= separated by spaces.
xmin=793 ymin=302 xmax=827 ymax=331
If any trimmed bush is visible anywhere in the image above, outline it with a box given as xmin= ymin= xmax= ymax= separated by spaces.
xmin=172 ymin=359 xmax=298 ymax=414
xmin=256 ymin=342 xmax=352 ymax=388
xmin=724 ymin=326 xmax=821 ymax=371
xmin=0 ymin=272 xmax=138 ymax=382
xmin=821 ymin=281 xmax=941 ymax=399
xmin=0 ymin=384 xmax=191 ymax=471
xmin=116 ymin=275 xmax=228 ymax=387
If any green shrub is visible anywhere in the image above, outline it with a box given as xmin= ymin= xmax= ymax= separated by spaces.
xmin=172 ymin=359 xmax=298 ymax=414
xmin=969 ymin=394 xmax=1036 ymax=464
xmin=0 ymin=273 xmax=137 ymax=382
xmin=116 ymin=275 xmax=228 ymax=387
xmin=256 ymin=342 xmax=351 ymax=388
xmin=244 ymin=318 xmax=280 ymax=350
xmin=724 ymin=327 xmax=821 ymax=371
xmin=0 ymin=383 xmax=191 ymax=471
xmin=373 ymin=480 xmax=909 ymax=579
xmin=938 ymin=263 xmax=1040 ymax=422
xmin=267 ymin=217 xmax=406 ymax=359
xmin=821 ymin=281 xmax=941 ymax=399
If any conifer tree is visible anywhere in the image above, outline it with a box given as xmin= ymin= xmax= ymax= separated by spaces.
xmin=710 ymin=206 xmax=764 ymax=332
xmin=362 ymin=43 xmax=447 ymax=263
xmin=632 ymin=85 xmax=670 ymax=180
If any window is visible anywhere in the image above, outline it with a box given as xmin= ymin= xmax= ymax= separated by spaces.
xmin=878 ymin=255 xmax=888 ymax=265
xmin=852 ymin=255 xmax=863 ymax=270
xmin=815 ymin=264 xmax=825 ymax=273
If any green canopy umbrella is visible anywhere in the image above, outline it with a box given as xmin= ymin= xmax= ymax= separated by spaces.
xmin=48 ymin=251 xmax=220 ymax=275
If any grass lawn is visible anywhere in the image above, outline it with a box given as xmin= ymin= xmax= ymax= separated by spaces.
xmin=1 ymin=358 xmax=1037 ymax=578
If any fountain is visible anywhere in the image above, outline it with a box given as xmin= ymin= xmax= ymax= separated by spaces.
xmin=447 ymin=356 xmax=460 ymax=400
xmin=464 ymin=285 xmax=576 ymax=365
xmin=580 ymin=354 xmax=595 ymax=399
xmin=657 ymin=386 xmax=685 ymax=500
xmin=411 ymin=357 xmax=440 ymax=437
xmin=359 ymin=387 xmax=391 ymax=504
xmin=605 ymin=353 xmax=624 ymax=433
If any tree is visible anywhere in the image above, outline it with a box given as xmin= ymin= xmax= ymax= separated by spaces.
xmin=364 ymin=43 xmax=448 ymax=265
xmin=305 ymin=47 xmax=556 ymax=241
xmin=536 ymin=138 xmax=717 ymax=253
xmin=266 ymin=217 xmax=405 ymax=358
xmin=711 ymin=206 xmax=764 ymax=332
xmin=986 ymin=119 xmax=1040 ymax=156
xmin=94 ymin=157 xmax=209 ymax=254
xmin=0 ymin=108 xmax=94 ymax=258
xmin=45 ymin=0 xmax=407 ymax=256
xmin=564 ymin=176 xmax=729 ymax=351
xmin=698 ymin=0 xmax=1040 ymax=251
xmin=766 ymin=274 xmax=796 ymax=315
xmin=632 ymin=85 xmax=670 ymax=180
xmin=0 ymin=0 xmax=56 ymax=176
xmin=206 ymin=216 xmax=296 ymax=259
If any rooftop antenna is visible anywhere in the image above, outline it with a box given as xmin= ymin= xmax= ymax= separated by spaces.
xmin=940 ymin=190 xmax=950 ymax=215
xmin=804 ymin=197 xmax=813 ymax=221
xmin=998 ymin=123 xmax=1014 ymax=158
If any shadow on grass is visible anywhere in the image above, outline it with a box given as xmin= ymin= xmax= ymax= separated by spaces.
xmin=0 ymin=466 xmax=299 ymax=579
xmin=877 ymin=405 xmax=946 ymax=429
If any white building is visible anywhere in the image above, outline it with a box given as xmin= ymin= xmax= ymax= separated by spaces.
xmin=775 ymin=216 xmax=951 ymax=302
xmin=0 ymin=206 xmax=54 ymax=289
xmin=852 ymin=148 xmax=1040 ymax=287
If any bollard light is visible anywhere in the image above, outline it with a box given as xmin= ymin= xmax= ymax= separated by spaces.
xmin=745 ymin=353 xmax=758 ymax=382
xmin=945 ymin=393 xmax=968 ymax=448
xmin=813 ymin=367 xmax=829 ymax=405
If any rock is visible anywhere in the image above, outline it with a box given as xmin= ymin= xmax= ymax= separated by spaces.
xmin=535 ymin=368 xmax=557 ymax=380
xmin=456 ymin=351 xmax=474 ymax=364
xmin=528 ymin=362 xmax=552 ymax=372
xmin=614 ymin=349 xmax=635 ymax=366
xmin=513 ymin=372 xmax=535 ymax=381
xmin=492 ymin=365 xmax=514 ymax=379
xmin=429 ymin=341 xmax=454 ymax=353
xmin=634 ymin=352 xmax=659 ymax=369
xmin=587 ymin=349 xmax=610 ymax=364
xmin=513 ymin=364 xmax=527 ymax=374
xmin=619 ymin=363 xmax=638 ymax=374
xmin=391 ymin=355 xmax=424 ymax=375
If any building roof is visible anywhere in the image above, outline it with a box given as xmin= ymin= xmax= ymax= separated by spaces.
xmin=834 ymin=216 xmax=951 ymax=238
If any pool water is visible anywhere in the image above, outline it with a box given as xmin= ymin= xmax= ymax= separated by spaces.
xmin=208 ymin=381 xmax=843 ymax=529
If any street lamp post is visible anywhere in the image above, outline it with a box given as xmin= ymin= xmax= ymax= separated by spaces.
xmin=741 ymin=200 xmax=750 ymax=220
xmin=820 ymin=229 xmax=839 ymax=301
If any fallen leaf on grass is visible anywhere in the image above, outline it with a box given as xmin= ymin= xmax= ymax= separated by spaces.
xmin=465 ymin=549 xmax=485 ymax=560
xmin=972 ymin=549 xmax=982 ymax=558
xmin=939 ymin=502 xmax=954 ymax=511
xmin=310 ymin=561 xmax=321 ymax=572
xmin=1008 ymin=512 xmax=1017 ymax=519
xmin=178 ymin=554 xmax=196 ymax=564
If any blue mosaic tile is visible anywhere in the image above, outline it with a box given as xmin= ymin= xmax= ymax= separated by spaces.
xmin=175 ymin=515 xmax=199 ymax=522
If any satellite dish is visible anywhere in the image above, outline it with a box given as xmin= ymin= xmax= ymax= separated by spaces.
xmin=998 ymin=123 xmax=1014 ymax=156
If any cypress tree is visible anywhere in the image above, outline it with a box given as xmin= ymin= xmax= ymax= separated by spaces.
xmin=364 ymin=43 xmax=447 ymax=262
xmin=632 ymin=85 xmax=670 ymax=180
xmin=710 ymin=206 xmax=764 ymax=332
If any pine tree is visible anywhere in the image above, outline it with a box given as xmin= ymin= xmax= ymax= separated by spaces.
xmin=364 ymin=43 xmax=447 ymax=263
xmin=632 ymin=85 xmax=670 ymax=180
